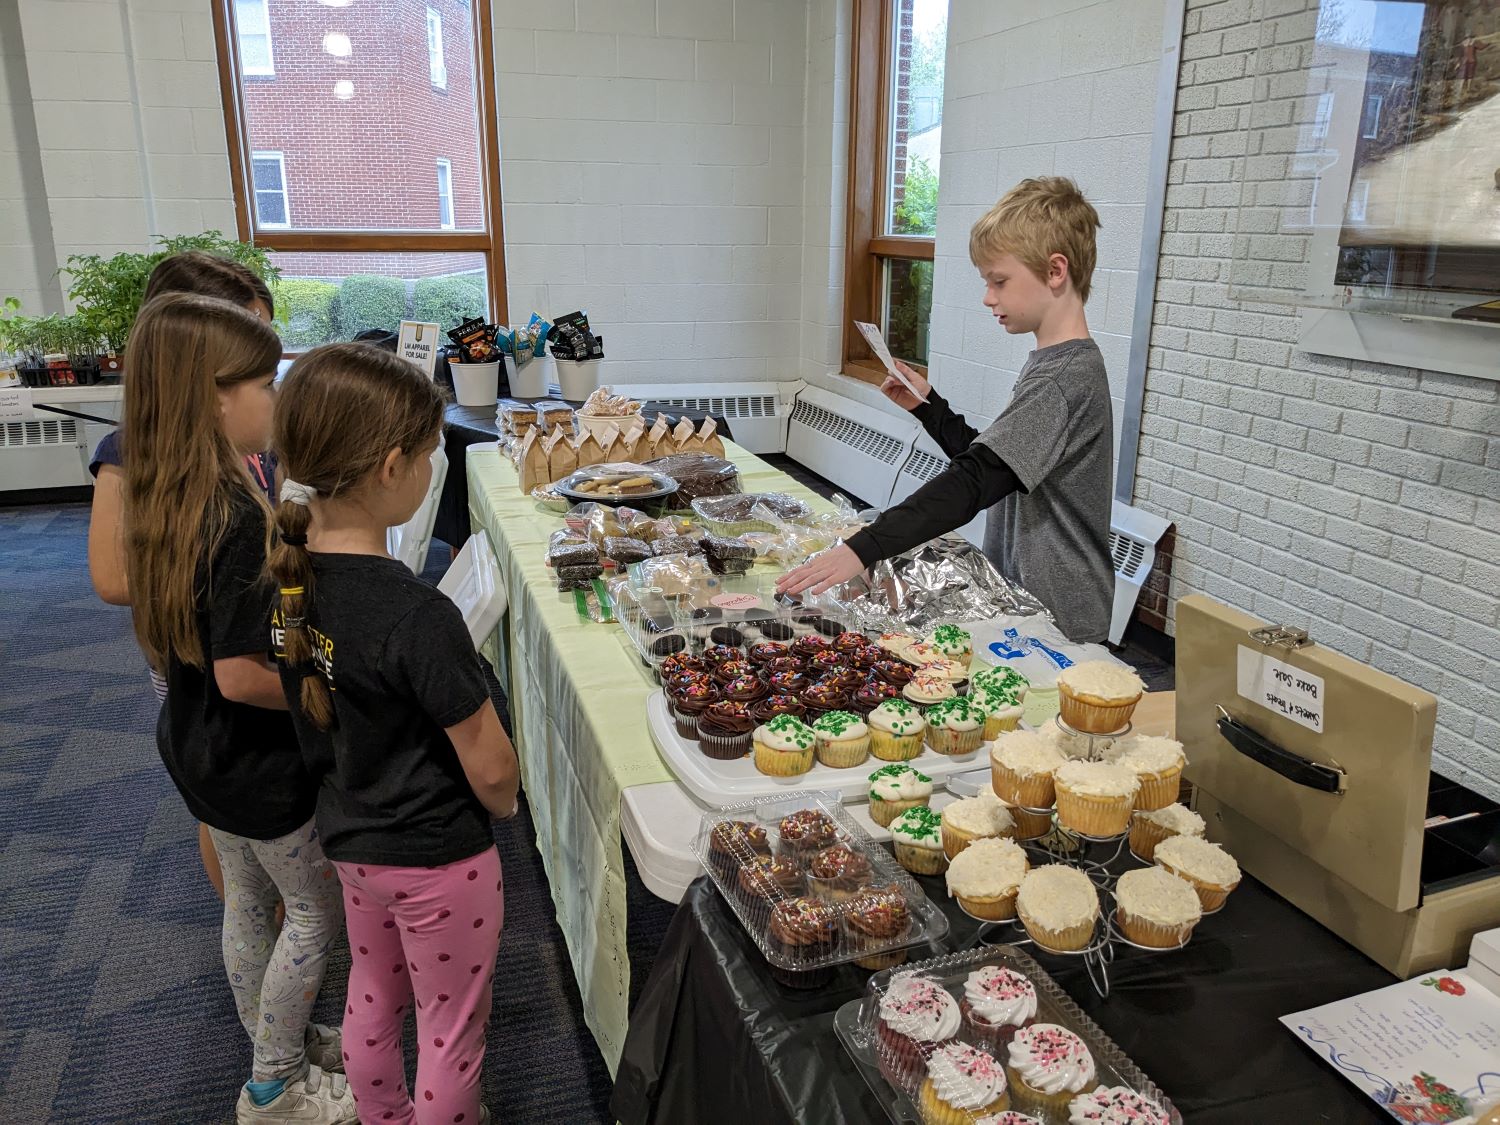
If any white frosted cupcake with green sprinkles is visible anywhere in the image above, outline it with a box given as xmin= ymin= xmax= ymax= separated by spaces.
xmin=971 ymin=663 xmax=1030 ymax=701
xmin=867 ymin=762 xmax=933 ymax=826
xmin=970 ymin=684 xmax=1026 ymax=740
xmin=812 ymin=710 xmax=871 ymax=769
xmin=923 ymin=698 xmax=986 ymax=757
xmin=869 ymin=699 xmax=927 ymax=761
xmin=890 ymin=805 xmax=948 ymax=875
xmin=924 ymin=624 xmax=973 ymax=666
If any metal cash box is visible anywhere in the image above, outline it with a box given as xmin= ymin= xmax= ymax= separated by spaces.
xmin=1174 ymin=595 xmax=1500 ymax=977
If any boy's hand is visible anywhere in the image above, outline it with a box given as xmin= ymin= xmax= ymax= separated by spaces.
xmin=776 ymin=543 xmax=866 ymax=596
xmin=880 ymin=361 xmax=930 ymax=412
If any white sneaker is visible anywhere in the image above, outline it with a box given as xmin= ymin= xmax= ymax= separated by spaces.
xmin=304 ymin=1023 xmax=344 ymax=1073
xmin=235 ymin=1065 xmax=357 ymax=1123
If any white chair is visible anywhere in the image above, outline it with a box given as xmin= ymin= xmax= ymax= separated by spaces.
xmin=436 ymin=530 xmax=507 ymax=650
xmin=388 ymin=438 xmax=448 ymax=575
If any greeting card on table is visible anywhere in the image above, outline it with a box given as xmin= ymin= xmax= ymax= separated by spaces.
xmin=1281 ymin=971 xmax=1500 ymax=1123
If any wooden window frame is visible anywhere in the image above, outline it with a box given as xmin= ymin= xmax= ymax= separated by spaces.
xmin=842 ymin=0 xmax=938 ymax=388
xmin=211 ymin=0 xmax=508 ymax=332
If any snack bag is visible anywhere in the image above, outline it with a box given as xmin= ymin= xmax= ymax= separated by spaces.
xmin=698 ymin=417 xmax=726 ymax=458
xmin=646 ymin=415 xmax=672 ymax=459
xmin=672 ymin=417 xmax=696 ymax=449
xmin=549 ymin=425 xmax=579 ymax=481
xmin=576 ymin=428 xmax=609 ymax=469
xmin=518 ymin=427 xmax=549 ymax=493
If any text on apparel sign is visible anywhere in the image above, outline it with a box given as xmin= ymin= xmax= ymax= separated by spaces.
xmin=1236 ymin=645 xmax=1324 ymax=733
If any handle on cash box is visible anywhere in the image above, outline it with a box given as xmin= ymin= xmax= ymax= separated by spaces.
xmin=1216 ymin=708 xmax=1346 ymax=794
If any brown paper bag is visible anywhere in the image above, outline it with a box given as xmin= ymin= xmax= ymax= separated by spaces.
xmin=549 ymin=426 xmax=579 ymax=483
xmin=672 ymin=418 xmax=696 ymax=450
xmin=578 ymin=426 xmax=614 ymax=470
xmin=698 ymin=417 xmax=726 ymax=458
xmin=616 ymin=422 xmax=645 ymax=464
xmin=646 ymin=415 xmax=672 ymax=460
xmin=605 ymin=427 xmax=637 ymax=465
xmin=518 ymin=427 xmax=549 ymax=493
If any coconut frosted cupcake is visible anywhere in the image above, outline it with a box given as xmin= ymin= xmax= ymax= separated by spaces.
xmin=970 ymin=684 xmax=1026 ymax=740
xmin=875 ymin=971 xmax=961 ymax=1089
xmin=1006 ymin=1024 xmax=1098 ymax=1116
xmin=1110 ymin=735 xmax=1186 ymax=811
xmin=1129 ymin=803 xmax=1205 ymax=862
xmin=752 ymin=714 xmax=817 ymax=777
xmin=945 ymin=836 xmax=1027 ymax=921
xmin=971 ymin=663 xmax=1030 ymax=701
xmin=959 ymin=965 xmax=1037 ymax=1052
xmin=924 ymin=624 xmax=973 ymax=666
xmin=1114 ymin=866 xmax=1202 ymax=948
xmin=869 ymin=699 xmax=926 ymax=761
xmin=924 ymin=698 xmax=986 ymax=756
xmin=1016 ymin=865 xmax=1099 ymax=952
xmin=1038 ymin=722 xmax=1115 ymax=761
xmin=890 ymin=806 xmax=948 ymax=876
xmin=1067 ymin=1087 xmax=1171 ymax=1123
xmin=812 ymin=710 xmax=871 ymax=769
xmin=990 ymin=731 xmax=1066 ymax=809
xmin=904 ymin=672 xmax=957 ymax=706
xmin=1055 ymin=662 xmax=1144 ymax=734
xmin=868 ymin=763 xmax=933 ymax=827
xmin=1154 ymin=835 xmax=1241 ymax=912
xmin=1053 ymin=760 xmax=1140 ymax=837
xmin=918 ymin=1041 xmax=1010 ymax=1125
xmin=941 ymin=792 xmax=1015 ymax=859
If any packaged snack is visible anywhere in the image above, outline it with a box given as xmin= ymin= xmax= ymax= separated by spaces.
xmin=497 ymin=399 xmax=538 ymax=433
xmin=576 ymin=429 xmax=608 ymax=469
xmin=698 ymin=417 xmax=726 ymax=457
xmin=447 ymin=316 xmax=500 ymax=363
xmin=548 ymin=426 xmax=579 ymax=481
xmin=603 ymin=536 xmax=652 ymax=566
xmin=546 ymin=529 xmax=599 ymax=569
xmin=518 ymin=427 xmax=549 ymax=494
xmin=646 ymin=415 xmax=673 ymax=459
xmin=652 ymin=535 xmax=700 ymax=556
xmin=672 ymin=417 xmax=696 ymax=448
xmin=580 ymin=386 xmax=641 ymax=417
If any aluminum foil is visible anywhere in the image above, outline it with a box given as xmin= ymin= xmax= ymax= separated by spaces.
xmin=821 ymin=537 xmax=1050 ymax=634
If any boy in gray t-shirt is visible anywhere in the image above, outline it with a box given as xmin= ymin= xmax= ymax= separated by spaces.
xmin=778 ymin=177 xmax=1116 ymax=643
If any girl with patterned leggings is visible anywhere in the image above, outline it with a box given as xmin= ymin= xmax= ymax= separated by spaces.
xmin=121 ymin=294 xmax=353 ymax=1123
xmin=266 ymin=343 xmax=520 ymax=1125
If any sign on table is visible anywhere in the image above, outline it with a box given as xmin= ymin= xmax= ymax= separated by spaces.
xmin=1237 ymin=645 xmax=1325 ymax=733
xmin=0 ymin=387 xmax=35 ymax=423
xmin=397 ymin=321 xmax=442 ymax=379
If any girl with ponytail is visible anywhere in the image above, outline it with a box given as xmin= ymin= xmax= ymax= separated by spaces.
xmin=121 ymin=294 xmax=353 ymax=1125
xmin=268 ymin=342 xmax=518 ymax=1125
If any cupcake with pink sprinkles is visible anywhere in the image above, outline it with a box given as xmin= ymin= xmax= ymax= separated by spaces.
xmin=1067 ymin=1086 xmax=1171 ymax=1123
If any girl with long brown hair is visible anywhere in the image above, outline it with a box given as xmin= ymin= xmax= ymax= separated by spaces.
xmin=87 ymin=251 xmax=281 ymax=907
xmin=268 ymin=343 xmax=518 ymax=1125
xmin=122 ymin=293 xmax=353 ymax=1125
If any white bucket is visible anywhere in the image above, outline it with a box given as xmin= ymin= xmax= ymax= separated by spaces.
xmin=450 ymin=360 xmax=500 ymax=407
xmin=555 ymin=358 xmax=601 ymax=402
xmin=509 ymin=354 xmax=549 ymax=399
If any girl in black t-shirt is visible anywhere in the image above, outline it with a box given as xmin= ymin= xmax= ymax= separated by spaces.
xmin=266 ymin=343 xmax=519 ymax=1125
xmin=121 ymin=294 xmax=354 ymax=1124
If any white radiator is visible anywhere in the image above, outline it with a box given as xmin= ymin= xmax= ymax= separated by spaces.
xmin=784 ymin=384 xmax=918 ymax=506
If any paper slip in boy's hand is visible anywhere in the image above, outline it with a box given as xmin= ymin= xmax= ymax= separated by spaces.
xmin=854 ymin=321 xmax=929 ymax=403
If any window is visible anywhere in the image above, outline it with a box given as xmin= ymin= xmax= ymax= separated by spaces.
xmin=843 ymin=0 xmax=948 ymax=380
xmin=426 ymin=8 xmax=447 ymax=90
xmin=1362 ymin=93 xmax=1383 ymax=139
xmin=251 ymin=151 xmax=289 ymax=228
xmin=235 ymin=0 xmax=273 ymax=76
xmin=436 ymin=159 xmax=454 ymax=229
xmin=1312 ymin=92 xmax=1334 ymax=145
xmin=214 ymin=0 xmax=505 ymax=350
xmin=1347 ymin=178 xmax=1370 ymax=223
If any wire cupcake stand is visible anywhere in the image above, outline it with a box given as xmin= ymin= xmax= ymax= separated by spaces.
xmin=958 ymin=714 xmax=1209 ymax=999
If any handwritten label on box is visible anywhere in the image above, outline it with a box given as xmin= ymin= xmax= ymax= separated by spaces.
xmin=397 ymin=321 xmax=442 ymax=379
xmin=1237 ymin=645 xmax=1324 ymax=733
xmin=0 ymin=387 xmax=35 ymax=423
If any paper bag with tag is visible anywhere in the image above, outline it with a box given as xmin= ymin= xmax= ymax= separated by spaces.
xmin=577 ymin=426 xmax=613 ymax=470
xmin=645 ymin=415 xmax=672 ymax=460
xmin=549 ymin=425 xmax=579 ymax=482
xmin=697 ymin=417 xmax=725 ymax=458
xmin=518 ymin=427 xmax=549 ymax=493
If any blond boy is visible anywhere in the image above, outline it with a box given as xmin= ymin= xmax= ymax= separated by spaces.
xmin=778 ymin=177 xmax=1116 ymax=642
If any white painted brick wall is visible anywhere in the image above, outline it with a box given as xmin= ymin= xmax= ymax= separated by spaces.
xmin=1134 ymin=0 xmax=1500 ymax=800
xmin=494 ymin=0 xmax=815 ymax=385
xmin=3 ymin=0 xmax=235 ymax=301
xmin=923 ymin=0 xmax=1167 ymax=473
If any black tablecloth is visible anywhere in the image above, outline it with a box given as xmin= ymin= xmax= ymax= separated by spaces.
xmin=435 ymin=400 xmax=733 ymax=550
xmin=612 ymin=864 xmax=1394 ymax=1125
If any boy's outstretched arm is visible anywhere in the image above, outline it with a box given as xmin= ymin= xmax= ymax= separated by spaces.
xmin=776 ymin=447 xmax=1021 ymax=595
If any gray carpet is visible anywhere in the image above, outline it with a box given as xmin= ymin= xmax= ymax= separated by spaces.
xmin=0 ymin=502 xmax=614 ymax=1124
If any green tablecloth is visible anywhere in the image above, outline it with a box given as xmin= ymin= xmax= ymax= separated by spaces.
xmin=466 ymin=441 xmax=827 ymax=1072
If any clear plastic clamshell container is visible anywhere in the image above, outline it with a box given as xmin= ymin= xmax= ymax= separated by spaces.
xmin=833 ymin=944 xmax=1181 ymax=1124
xmin=614 ymin=569 xmax=856 ymax=679
xmin=692 ymin=790 xmax=950 ymax=987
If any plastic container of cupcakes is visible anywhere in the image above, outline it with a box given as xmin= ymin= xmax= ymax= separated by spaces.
xmin=833 ymin=945 xmax=1181 ymax=1124
xmin=692 ymin=791 xmax=950 ymax=987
